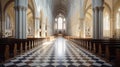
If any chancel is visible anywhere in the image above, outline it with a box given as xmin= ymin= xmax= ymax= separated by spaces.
xmin=0 ymin=0 xmax=120 ymax=67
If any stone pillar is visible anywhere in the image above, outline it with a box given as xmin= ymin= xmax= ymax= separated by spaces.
xmin=14 ymin=0 xmax=28 ymax=39
xmin=45 ymin=21 xmax=47 ymax=37
xmin=92 ymin=0 xmax=104 ymax=39
xmin=33 ymin=18 xmax=35 ymax=38
xmin=41 ymin=23 xmax=43 ymax=37
xmin=0 ymin=3 xmax=5 ymax=38
xmin=54 ymin=22 xmax=56 ymax=34
xmin=62 ymin=22 xmax=64 ymax=34
xmin=0 ymin=12 xmax=5 ymax=38
xmin=35 ymin=17 xmax=40 ymax=38
xmin=119 ymin=12 xmax=120 ymax=38
xmin=79 ymin=18 xmax=84 ymax=38
xmin=98 ymin=7 xmax=104 ymax=39
xmin=0 ymin=3 xmax=1 ymax=38
xmin=0 ymin=11 xmax=2 ymax=38
xmin=93 ymin=7 xmax=99 ymax=39
xmin=55 ymin=21 xmax=58 ymax=34
xmin=93 ymin=8 xmax=95 ymax=38
xmin=63 ymin=22 xmax=66 ymax=34
xmin=110 ymin=11 xmax=115 ymax=38
xmin=41 ymin=22 xmax=45 ymax=37
xmin=57 ymin=21 xmax=58 ymax=34
xmin=93 ymin=7 xmax=104 ymax=39
xmin=43 ymin=23 xmax=46 ymax=37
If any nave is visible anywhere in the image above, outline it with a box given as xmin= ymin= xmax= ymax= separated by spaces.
xmin=0 ymin=0 xmax=120 ymax=67
xmin=3 ymin=37 xmax=112 ymax=67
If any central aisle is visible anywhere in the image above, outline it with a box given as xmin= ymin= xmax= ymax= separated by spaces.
xmin=4 ymin=37 xmax=112 ymax=67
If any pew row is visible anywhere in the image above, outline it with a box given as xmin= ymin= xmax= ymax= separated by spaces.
xmin=70 ymin=38 xmax=120 ymax=67
xmin=0 ymin=38 xmax=46 ymax=63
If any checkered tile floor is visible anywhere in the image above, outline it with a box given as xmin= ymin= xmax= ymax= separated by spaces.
xmin=2 ymin=37 xmax=112 ymax=67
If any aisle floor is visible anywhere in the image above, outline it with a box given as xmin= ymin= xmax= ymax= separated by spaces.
xmin=3 ymin=37 xmax=112 ymax=67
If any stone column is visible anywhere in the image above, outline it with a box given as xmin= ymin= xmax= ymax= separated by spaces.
xmin=110 ymin=11 xmax=115 ymax=38
xmin=62 ymin=22 xmax=64 ymax=34
xmin=92 ymin=8 xmax=95 ymax=38
xmin=117 ymin=12 xmax=120 ymax=39
xmin=1 ymin=13 xmax=5 ymax=38
xmin=92 ymin=0 xmax=104 ymax=39
xmin=98 ymin=7 xmax=104 ymax=39
xmin=0 ymin=3 xmax=5 ymax=38
xmin=55 ymin=21 xmax=58 ymax=34
xmin=0 ymin=3 xmax=1 ymax=38
xmin=79 ymin=18 xmax=84 ymax=38
xmin=57 ymin=20 xmax=58 ymax=34
xmin=64 ymin=21 xmax=66 ymax=34
xmin=0 ymin=11 xmax=2 ymax=38
xmin=116 ymin=13 xmax=120 ymax=38
xmin=35 ymin=17 xmax=40 ymax=38
xmin=33 ymin=18 xmax=35 ymax=38
xmin=41 ymin=23 xmax=44 ymax=37
xmin=41 ymin=21 xmax=45 ymax=37
xmin=93 ymin=7 xmax=99 ymax=39
xmin=14 ymin=0 xmax=28 ymax=39
xmin=93 ymin=7 xmax=104 ymax=39
xmin=54 ymin=20 xmax=56 ymax=34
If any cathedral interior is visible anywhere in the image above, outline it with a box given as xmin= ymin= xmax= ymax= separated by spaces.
xmin=0 ymin=0 xmax=120 ymax=67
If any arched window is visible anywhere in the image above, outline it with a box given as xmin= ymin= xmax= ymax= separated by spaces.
xmin=54 ymin=14 xmax=66 ymax=34
xmin=116 ymin=12 xmax=120 ymax=29
xmin=5 ymin=14 xmax=11 ymax=30
xmin=103 ymin=12 xmax=110 ymax=37
xmin=58 ymin=17 xmax=63 ymax=30
xmin=116 ymin=11 xmax=120 ymax=38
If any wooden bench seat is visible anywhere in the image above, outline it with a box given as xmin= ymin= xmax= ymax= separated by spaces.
xmin=70 ymin=38 xmax=120 ymax=67
xmin=0 ymin=38 xmax=45 ymax=63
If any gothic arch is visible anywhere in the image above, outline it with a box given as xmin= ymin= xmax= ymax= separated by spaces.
xmin=104 ymin=2 xmax=111 ymax=14
xmin=0 ymin=3 xmax=1 ymax=15
xmin=28 ymin=0 xmax=35 ymax=19
xmin=3 ymin=0 xmax=14 ymax=13
xmin=114 ymin=0 xmax=120 ymax=10
xmin=84 ymin=2 xmax=111 ymax=15
xmin=85 ymin=4 xmax=92 ymax=14
xmin=114 ymin=0 xmax=120 ymax=16
xmin=3 ymin=0 xmax=35 ymax=18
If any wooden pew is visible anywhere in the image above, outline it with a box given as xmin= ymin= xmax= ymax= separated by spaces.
xmin=115 ymin=48 xmax=120 ymax=67
xmin=0 ymin=38 xmax=45 ymax=63
xmin=70 ymin=38 xmax=120 ymax=67
xmin=0 ymin=38 xmax=12 ymax=62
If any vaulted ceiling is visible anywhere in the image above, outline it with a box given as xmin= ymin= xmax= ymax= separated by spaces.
xmin=35 ymin=0 xmax=78 ymax=18
xmin=34 ymin=0 xmax=120 ymax=20
xmin=51 ymin=0 xmax=69 ymax=18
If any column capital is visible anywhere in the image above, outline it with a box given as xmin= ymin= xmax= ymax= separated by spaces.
xmin=93 ymin=7 xmax=99 ymax=12
xmin=94 ymin=7 xmax=99 ymax=11
xmin=34 ymin=17 xmax=40 ymax=20
xmin=79 ymin=18 xmax=84 ymax=21
xmin=92 ymin=8 xmax=95 ymax=12
xmin=14 ymin=6 xmax=27 ymax=11
xmin=99 ymin=7 xmax=104 ymax=11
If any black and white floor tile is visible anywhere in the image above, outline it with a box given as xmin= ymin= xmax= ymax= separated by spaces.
xmin=2 ymin=37 xmax=112 ymax=67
